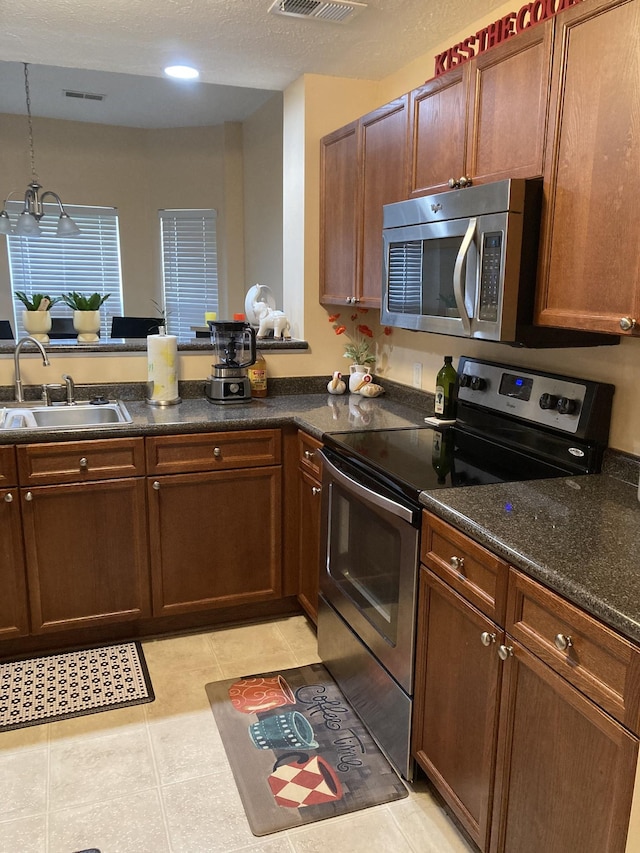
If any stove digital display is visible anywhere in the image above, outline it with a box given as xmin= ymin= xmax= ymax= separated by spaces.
xmin=499 ymin=372 xmax=534 ymax=401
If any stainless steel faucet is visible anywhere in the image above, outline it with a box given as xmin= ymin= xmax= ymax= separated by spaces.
xmin=13 ymin=336 xmax=50 ymax=402
xmin=62 ymin=373 xmax=75 ymax=405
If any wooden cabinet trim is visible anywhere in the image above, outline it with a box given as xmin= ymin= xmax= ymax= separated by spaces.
xmin=145 ymin=429 xmax=281 ymax=475
xmin=16 ymin=437 xmax=145 ymax=486
xmin=0 ymin=445 xmax=18 ymax=488
xmin=507 ymin=568 xmax=640 ymax=734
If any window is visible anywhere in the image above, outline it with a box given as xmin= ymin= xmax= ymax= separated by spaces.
xmin=159 ymin=209 xmax=218 ymax=338
xmin=6 ymin=204 xmax=124 ymax=339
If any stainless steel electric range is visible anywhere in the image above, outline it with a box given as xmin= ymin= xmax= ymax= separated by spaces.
xmin=317 ymin=356 xmax=615 ymax=780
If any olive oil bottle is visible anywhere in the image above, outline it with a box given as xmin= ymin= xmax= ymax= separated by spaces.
xmin=434 ymin=355 xmax=457 ymax=419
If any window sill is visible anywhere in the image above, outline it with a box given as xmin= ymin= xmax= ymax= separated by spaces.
xmin=0 ymin=338 xmax=309 ymax=355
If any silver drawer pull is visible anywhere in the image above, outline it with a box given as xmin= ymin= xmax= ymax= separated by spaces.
xmin=311 ymin=486 xmax=321 ymax=496
xmin=480 ymin=631 xmax=496 ymax=647
xmin=25 ymin=491 xmax=33 ymax=502
xmin=4 ymin=492 xmax=13 ymax=503
xmin=213 ymin=447 xmax=222 ymax=458
xmin=554 ymin=633 xmax=573 ymax=651
xmin=79 ymin=457 xmax=88 ymax=470
xmin=449 ymin=555 xmax=465 ymax=571
xmin=153 ymin=481 xmax=161 ymax=490
xmin=498 ymin=644 xmax=514 ymax=661
xmin=304 ymin=450 xmax=315 ymax=460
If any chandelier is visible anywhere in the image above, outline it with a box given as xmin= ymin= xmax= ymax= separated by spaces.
xmin=0 ymin=63 xmax=81 ymax=239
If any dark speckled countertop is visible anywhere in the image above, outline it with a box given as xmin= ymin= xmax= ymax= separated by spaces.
xmin=2 ymin=381 xmax=639 ymax=645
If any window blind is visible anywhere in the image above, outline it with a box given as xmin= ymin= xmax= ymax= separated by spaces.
xmin=159 ymin=209 xmax=218 ymax=338
xmin=6 ymin=203 xmax=124 ymax=338
xmin=386 ymin=240 xmax=423 ymax=314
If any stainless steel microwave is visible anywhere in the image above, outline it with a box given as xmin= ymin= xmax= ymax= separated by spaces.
xmin=381 ymin=178 xmax=544 ymax=344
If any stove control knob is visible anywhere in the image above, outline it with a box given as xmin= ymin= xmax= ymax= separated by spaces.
xmin=556 ymin=396 xmax=577 ymax=415
xmin=539 ymin=393 xmax=559 ymax=410
xmin=470 ymin=375 xmax=486 ymax=391
xmin=459 ymin=373 xmax=471 ymax=387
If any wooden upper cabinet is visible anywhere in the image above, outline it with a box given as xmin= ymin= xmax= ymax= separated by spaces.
xmin=410 ymin=67 xmax=469 ymax=197
xmin=320 ymin=96 xmax=409 ymax=307
xmin=359 ymin=97 xmax=409 ymax=305
xmin=536 ymin=0 xmax=640 ymax=336
xmin=319 ymin=120 xmax=360 ymax=306
xmin=468 ymin=22 xmax=553 ymax=184
xmin=410 ymin=23 xmax=552 ymax=197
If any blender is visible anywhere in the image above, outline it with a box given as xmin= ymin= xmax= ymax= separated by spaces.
xmin=205 ymin=320 xmax=257 ymax=403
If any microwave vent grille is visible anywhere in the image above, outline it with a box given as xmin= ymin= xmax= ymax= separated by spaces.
xmin=387 ymin=241 xmax=423 ymax=314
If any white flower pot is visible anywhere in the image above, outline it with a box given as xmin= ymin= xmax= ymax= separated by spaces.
xmin=22 ymin=310 xmax=52 ymax=343
xmin=73 ymin=310 xmax=101 ymax=343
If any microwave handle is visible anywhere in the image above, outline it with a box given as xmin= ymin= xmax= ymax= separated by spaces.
xmin=319 ymin=449 xmax=416 ymax=524
xmin=453 ymin=217 xmax=477 ymax=335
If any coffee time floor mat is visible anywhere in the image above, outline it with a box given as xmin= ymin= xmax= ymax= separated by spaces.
xmin=206 ymin=663 xmax=408 ymax=836
xmin=0 ymin=641 xmax=154 ymax=732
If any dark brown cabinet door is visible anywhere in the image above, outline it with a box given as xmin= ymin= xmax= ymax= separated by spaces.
xmin=536 ymin=0 xmax=640 ymax=335
xmin=468 ymin=22 xmax=552 ymax=184
xmin=490 ymin=639 xmax=638 ymax=853
xmin=297 ymin=468 xmax=322 ymax=624
xmin=413 ymin=568 xmax=503 ymax=850
xmin=409 ymin=67 xmax=468 ymax=197
xmin=21 ymin=478 xmax=150 ymax=633
xmin=148 ymin=467 xmax=282 ymax=616
xmin=0 ymin=487 xmax=29 ymax=638
xmin=359 ymin=96 xmax=409 ymax=306
xmin=319 ymin=120 xmax=360 ymax=306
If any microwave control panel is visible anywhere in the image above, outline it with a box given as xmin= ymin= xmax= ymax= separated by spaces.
xmin=477 ymin=232 xmax=502 ymax=322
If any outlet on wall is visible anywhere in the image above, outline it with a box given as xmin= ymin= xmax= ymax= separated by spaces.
xmin=412 ymin=362 xmax=422 ymax=389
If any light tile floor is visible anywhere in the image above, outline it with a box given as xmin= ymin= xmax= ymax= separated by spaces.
xmin=0 ymin=616 xmax=476 ymax=853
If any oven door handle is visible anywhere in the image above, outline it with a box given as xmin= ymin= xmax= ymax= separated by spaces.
xmin=319 ymin=449 xmax=417 ymax=524
xmin=453 ymin=216 xmax=476 ymax=336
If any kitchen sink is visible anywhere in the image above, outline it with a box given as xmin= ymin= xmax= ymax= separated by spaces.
xmin=0 ymin=400 xmax=133 ymax=431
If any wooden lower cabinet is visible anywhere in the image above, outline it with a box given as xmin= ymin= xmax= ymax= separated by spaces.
xmin=21 ymin=477 xmax=150 ymax=632
xmin=148 ymin=466 xmax=282 ymax=616
xmin=0 ymin=485 xmax=30 ymax=638
xmin=296 ymin=430 xmax=323 ymax=624
xmin=490 ymin=639 xmax=638 ymax=853
xmin=413 ymin=568 xmax=503 ymax=850
xmin=415 ymin=514 xmax=640 ymax=853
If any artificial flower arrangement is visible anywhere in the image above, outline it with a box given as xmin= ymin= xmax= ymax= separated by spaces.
xmin=328 ymin=308 xmax=392 ymax=366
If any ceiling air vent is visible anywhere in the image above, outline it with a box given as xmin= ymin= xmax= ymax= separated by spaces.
xmin=64 ymin=90 xmax=106 ymax=102
xmin=268 ymin=0 xmax=367 ymax=23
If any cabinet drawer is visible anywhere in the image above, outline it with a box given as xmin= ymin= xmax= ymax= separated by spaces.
xmin=421 ymin=512 xmax=508 ymax=624
xmin=507 ymin=568 xmax=640 ymax=734
xmin=17 ymin=438 xmax=145 ymax=485
xmin=146 ymin=429 xmax=281 ymax=474
xmin=298 ymin=430 xmax=323 ymax=479
xmin=0 ymin=445 xmax=18 ymax=488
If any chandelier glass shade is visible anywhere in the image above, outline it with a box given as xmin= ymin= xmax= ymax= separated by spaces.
xmin=0 ymin=64 xmax=81 ymax=239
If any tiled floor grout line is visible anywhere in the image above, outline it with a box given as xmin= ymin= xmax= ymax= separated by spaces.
xmin=142 ymin=704 xmax=174 ymax=853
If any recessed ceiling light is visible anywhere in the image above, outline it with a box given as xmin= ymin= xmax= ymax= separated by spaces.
xmin=164 ymin=65 xmax=200 ymax=80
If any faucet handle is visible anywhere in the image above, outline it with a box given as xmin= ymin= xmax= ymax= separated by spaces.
xmin=62 ymin=374 xmax=76 ymax=406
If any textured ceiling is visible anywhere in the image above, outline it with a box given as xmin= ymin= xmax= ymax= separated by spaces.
xmin=0 ymin=0 xmax=504 ymax=126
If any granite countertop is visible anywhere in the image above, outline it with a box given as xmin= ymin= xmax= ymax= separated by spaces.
xmin=420 ymin=473 xmax=640 ymax=644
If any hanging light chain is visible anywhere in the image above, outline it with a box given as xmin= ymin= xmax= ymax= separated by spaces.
xmin=23 ymin=62 xmax=39 ymax=184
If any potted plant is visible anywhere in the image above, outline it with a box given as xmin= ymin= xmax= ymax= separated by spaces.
xmin=15 ymin=291 xmax=62 ymax=342
xmin=328 ymin=309 xmax=392 ymax=392
xmin=62 ymin=291 xmax=110 ymax=342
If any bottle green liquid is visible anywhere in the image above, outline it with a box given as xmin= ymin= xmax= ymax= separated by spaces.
xmin=434 ymin=356 xmax=457 ymax=419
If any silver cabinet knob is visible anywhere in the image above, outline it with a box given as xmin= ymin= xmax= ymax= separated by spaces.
xmin=554 ymin=633 xmax=573 ymax=651
xmin=311 ymin=486 xmax=322 ymax=496
xmin=25 ymin=491 xmax=33 ymax=502
xmin=449 ymin=555 xmax=465 ymax=571
xmin=4 ymin=492 xmax=13 ymax=503
xmin=304 ymin=450 xmax=315 ymax=460
xmin=153 ymin=481 xmax=161 ymax=490
xmin=79 ymin=457 xmax=88 ymax=470
xmin=458 ymin=175 xmax=472 ymax=187
xmin=480 ymin=631 xmax=496 ymax=646
xmin=619 ymin=317 xmax=636 ymax=331
xmin=346 ymin=297 xmax=353 ymax=304
xmin=498 ymin=644 xmax=514 ymax=660
xmin=213 ymin=447 xmax=222 ymax=458
xmin=448 ymin=177 xmax=457 ymax=188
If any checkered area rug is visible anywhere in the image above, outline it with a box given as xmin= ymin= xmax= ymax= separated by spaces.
xmin=0 ymin=641 xmax=154 ymax=732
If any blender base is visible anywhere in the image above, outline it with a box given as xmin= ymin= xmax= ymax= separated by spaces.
xmin=205 ymin=375 xmax=252 ymax=403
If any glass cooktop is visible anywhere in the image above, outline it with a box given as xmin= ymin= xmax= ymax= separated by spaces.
xmin=323 ymin=425 xmax=585 ymax=502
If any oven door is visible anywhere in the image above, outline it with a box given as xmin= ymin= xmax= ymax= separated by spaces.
xmin=318 ymin=448 xmax=420 ymax=694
